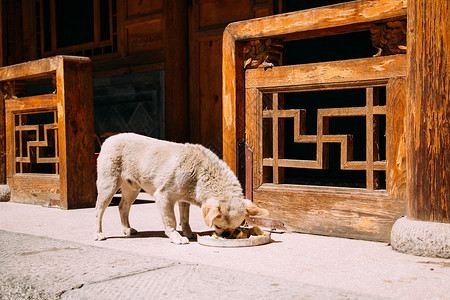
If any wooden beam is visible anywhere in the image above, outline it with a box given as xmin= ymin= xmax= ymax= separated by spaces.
xmin=226 ymin=0 xmax=406 ymax=41
xmin=0 ymin=56 xmax=59 ymax=81
xmin=245 ymin=55 xmax=407 ymax=90
xmin=406 ymin=0 xmax=450 ymax=223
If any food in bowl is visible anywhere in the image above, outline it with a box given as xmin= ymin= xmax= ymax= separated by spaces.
xmin=211 ymin=226 xmax=265 ymax=239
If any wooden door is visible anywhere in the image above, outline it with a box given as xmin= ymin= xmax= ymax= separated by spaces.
xmin=188 ymin=0 xmax=279 ymax=156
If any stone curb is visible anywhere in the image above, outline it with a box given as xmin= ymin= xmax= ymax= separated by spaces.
xmin=0 ymin=185 xmax=10 ymax=202
xmin=391 ymin=217 xmax=450 ymax=258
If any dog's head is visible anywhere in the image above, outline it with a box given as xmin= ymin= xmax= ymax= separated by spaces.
xmin=201 ymin=198 xmax=268 ymax=237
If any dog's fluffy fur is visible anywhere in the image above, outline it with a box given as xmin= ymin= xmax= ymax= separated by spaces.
xmin=95 ymin=133 xmax=267 ymax=244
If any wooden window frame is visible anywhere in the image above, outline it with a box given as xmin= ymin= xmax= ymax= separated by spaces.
xmin=245 ymin=55 xmax=407 ymax=241
xmin=35 ymin=0 xmax=117 ymax=58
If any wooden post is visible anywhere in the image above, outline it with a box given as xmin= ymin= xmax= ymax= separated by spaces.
xmin=406 ymin=0 xmax=450 ymax=223
xmin=391 ymin=0 xmax=450 ymax=258
xmin=164 ymin=0 xmax=189 ymax=143
xmin=0 ymin=91 xmax=5 ymax=185
xmin=56 ymin=56 xmax=96 ymax=209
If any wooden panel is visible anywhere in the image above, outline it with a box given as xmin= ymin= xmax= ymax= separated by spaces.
xmin=126 ymin=18 xmax=163 ymax=55
xmin=127 ymin=0 xmax=162 ymax=18
xmin=198 ymin=0 xmax=252 ymax=29
xmin=8 ymin=175 xmax=60 ymax=206
xmin=386 ymin=77 xmax=406 ymax=199
xmin=197 ymin=37 xmax=223 ymax=153
xmin=191 ymin=0 xmax=275 ymax=159
xmin=245 ymin=55 xmax=407 ymax=90
xmin=253 ymin=184 xmax=406 ymax=242
xmin=406 ymin=0 xmax=450 ymax=223
xmin=163 ymin=0 xmax=189 ymax=143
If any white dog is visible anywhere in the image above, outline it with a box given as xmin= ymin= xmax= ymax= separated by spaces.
xmin=94 ymin=133 xmax=268 ymax=244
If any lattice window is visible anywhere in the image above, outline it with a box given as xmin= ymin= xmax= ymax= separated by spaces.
xmin=262 ymin=87 xmax=386 ymax=190
xmin=14 ymin=111 xmax=59 ymax=174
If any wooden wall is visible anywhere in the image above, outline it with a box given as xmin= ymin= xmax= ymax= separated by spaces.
xmin=189 ymin=0 xmax=280 ymax=156
xmin=0 ymin=0 xmax=280 ymax=147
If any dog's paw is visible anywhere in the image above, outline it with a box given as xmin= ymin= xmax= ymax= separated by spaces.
xmin=123 ymin=227 xmax=138 ymax=237
xmin=185 ymin=232 xmax=196 ymax=240
xmin=168 ymin=231 xmax=190 ymax=244
xmin=172 ymin=236 xmax=190 ymax=245
xmin=95 ymin=232 xmax=106 ymax=241
xmin=182 ymin=229 xmax=195 ymax=240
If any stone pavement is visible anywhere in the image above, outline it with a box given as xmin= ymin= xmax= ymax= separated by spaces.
xmin=0 ymin=199 xmax=449 ymax=299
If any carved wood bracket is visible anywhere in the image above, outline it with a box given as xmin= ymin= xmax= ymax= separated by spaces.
xmin=1 ymin=81 xmax=26 ymax=100
xmin=243 ymin=38 xmax=283 ymax=69
xmin=370 ymin=20 xmax=407 ymax=56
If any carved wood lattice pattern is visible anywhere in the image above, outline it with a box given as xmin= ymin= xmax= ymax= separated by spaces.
xmin=14 ymin=111 xmax=59 ymax=174
xmin=263 ymin=88 xmax=386 ymax=190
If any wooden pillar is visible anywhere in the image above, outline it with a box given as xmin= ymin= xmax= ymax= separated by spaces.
xmin=406 ymin=0 xmax=450 ymax=223
xmin=0 ymin=0 xmax=6 ymax=187
xmin=0 ymin=92 xmax=5 ymax=185
xmin=164 ymin=0 xmax=189 ymax=143
xmin=391 ymin=0 xmax=450 ymax=258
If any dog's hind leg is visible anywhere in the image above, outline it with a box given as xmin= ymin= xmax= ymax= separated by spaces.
xmin=95 ymin=181 xmax=119 ymax=241
xmin=178 ymin=201 xmax=195 ymax=239
xmin=155 ymin=191 xmax=189 ymax=244
xmin=119 ymin=180 xmax=140 ymax=237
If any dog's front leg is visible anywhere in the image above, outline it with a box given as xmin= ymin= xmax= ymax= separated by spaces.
xmin=156 ymin=193 xmax=189 ymax=244
xmin=178 ymin=201 xmax=195 ymax=239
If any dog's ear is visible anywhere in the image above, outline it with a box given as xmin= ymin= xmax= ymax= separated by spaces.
xmin=202 ymin=198 xmax=222 ymax=228
xmin=243 ymin=199 xmax=269 ymax=217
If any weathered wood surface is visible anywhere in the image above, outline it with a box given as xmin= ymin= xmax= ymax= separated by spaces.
xmin=253 ymin=184 xmax=405 ymax=242
xmin=246 ymin=55 xmax=407 ymax=91
xmin=386 ymin=77 xmax=406 ymax=200
xmin=226 ymin=0 xmax=406 ymax=42
xmin=406 ymin=0 xmax=450 ymax=223
xmin=7 ymin=175 xmax=60 ymax=206
xmin=0 ymin=89 xmax=5 ymax=184
xmin=0 ymin=56 xmax=59 ymax=81
xmin=4 ymin=94 xmax=57 ymax=112
xmin=223 ymin=0 xmax=407 ymax=173
xmin=57 ymin=56 xmax=96 ymax=209
xmin=0 ymin=56 xmax=96 ymax=209
xmin=239 ymin=3 xmax=409 ymax=239
xmin=245 ymin=76 xmax=407 ymax=240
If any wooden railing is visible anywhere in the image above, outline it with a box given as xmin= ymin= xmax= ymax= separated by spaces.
xmin=0 ymin=56 xmax=96 ymax=209
xmin=222 ymin=0 xmax=408 ymax=241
